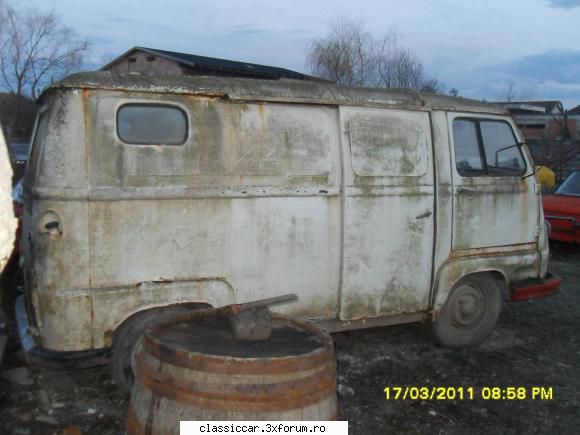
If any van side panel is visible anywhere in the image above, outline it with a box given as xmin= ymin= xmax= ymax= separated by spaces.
xmin=87 ymin=93 xmax=342 ymax=347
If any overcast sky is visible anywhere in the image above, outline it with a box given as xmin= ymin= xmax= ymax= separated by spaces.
xmin=21 ymin=0 xmax=580 ymax=108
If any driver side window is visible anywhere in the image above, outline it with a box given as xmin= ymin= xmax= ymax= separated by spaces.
xmin=452 ymin=118 xmax=525 ymax=177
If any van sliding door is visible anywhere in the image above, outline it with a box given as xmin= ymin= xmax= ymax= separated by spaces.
xmin=339 ymin=107 xmax=435 ymax=320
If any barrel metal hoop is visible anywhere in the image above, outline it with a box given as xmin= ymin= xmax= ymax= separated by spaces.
xmin=144 ymin=338 xmax=334 ymax=375
xmin=135 ymin=355 xmax=337 ymax=402
xmin=136 ymin=374 xmax=337 ymax=412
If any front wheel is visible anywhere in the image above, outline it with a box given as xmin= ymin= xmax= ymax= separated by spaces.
xmin=429 ymin=274 xmax=502 ymax=348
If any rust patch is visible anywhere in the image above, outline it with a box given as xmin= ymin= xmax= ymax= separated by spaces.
xmin=124 ymin=407 xmax=141 ymax=435
xmin=450 ymin=243 xmax=536 ymax=259
xmin=258 ymin=102 xmax=265 ymax=127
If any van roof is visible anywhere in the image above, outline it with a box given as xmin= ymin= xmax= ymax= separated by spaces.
xmin=44 ymin=71 xmax=507 ymax=115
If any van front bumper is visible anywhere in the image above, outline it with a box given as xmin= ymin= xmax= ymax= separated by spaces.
xmin=15 ymin=295 xmax=110 ymax=369
xmin=510 ymin=272 xmax=561 ymax=302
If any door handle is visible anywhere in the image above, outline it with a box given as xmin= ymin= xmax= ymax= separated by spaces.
xmin=415 ymin=210 xmax=432 ymax=219
xmin=38 ymin=211 xmax=62 ymax=236
xmin=44 ymin=221 xmax=60 ymax=231
xmin=39 ymin=221 xmax=61 ymax=236
xmin=457 ymin=186 xmax=476 ymax=193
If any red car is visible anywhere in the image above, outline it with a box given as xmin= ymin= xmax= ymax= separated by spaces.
xmin=543 ymin=170 xmax=580 ymax=243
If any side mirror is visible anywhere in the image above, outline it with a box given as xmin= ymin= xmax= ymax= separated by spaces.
xmin=522 ymin=167 xmax=536 ymax=180
xmin=515 ymin=142 xmax=537 ymax=180
xmin=494 ymin=144 xmax=520 ymax=166
xmin=490 ymin=142 xmax=528 ymax=177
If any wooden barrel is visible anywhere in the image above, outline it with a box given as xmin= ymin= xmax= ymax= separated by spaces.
xmin=126 ymin=310 xmax=338 ymax=434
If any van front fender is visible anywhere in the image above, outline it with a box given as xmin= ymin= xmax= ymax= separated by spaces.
xmin=431 ymin=247 xmax=540 ymax=317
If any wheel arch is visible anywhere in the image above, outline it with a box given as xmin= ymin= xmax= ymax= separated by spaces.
xmin=93 ymin=277 xmax=235 ymax=348
xmin=105 ymin=301 xmax=212 ymax=347
xmin=109 ymin=302 xmax=214 ymax=394
xmin=431 ymin=255 xmax=525 ymax=318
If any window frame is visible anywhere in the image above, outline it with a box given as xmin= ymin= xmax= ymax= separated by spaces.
xmin=116 ymin=103 xmax=189 ymax=146
xmin=23 ymin=104 xmax=51 ymax=187
xmin=452 ymin=117 xmax=527 ymax=178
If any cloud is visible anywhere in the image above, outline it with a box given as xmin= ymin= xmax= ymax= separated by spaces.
xmin=535 ymin=80 xmax=580 ymax=93
xmin=442 ymin=50 xmax=580 ymax=107
xmin=545 ymin=0 xmax=580 ymax=9
xmin=502 ymin=50 xmax=580 ymax=84
xmin=229 ymin=26 xmax=270 ymax=36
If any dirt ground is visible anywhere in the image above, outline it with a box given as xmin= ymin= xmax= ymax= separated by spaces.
xmin=0 ymin=244 xmax=578 ymax=435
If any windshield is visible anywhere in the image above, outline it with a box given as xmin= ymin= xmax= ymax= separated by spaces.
xmin=556 ymin=171 xmax=580 ymax=196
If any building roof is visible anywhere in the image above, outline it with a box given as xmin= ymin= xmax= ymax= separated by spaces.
xmin=43 ymin=71 xmax=508 ymax=115
xmin=568 ymin=105 xmax=580 ymax=115
xmin=101 ymin=46 xmax=324 ymax=82
xmin=0 ymin=92 xmax=34 ymax=104
xmin=493 ymin=100 xmax=563 ymax=115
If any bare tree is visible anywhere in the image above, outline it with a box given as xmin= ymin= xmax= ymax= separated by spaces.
xmin=307 ymin=17 xmax=443 ymax=92
xmin=498 ymin=80 xmax=535 ymax=103
xmin=306 ymin=18 xmax=377 ymax=87
xmin=0 ymin=1 xmax=90 ymax=100
xmin=500 ymin=80 xmax=517 ymax=102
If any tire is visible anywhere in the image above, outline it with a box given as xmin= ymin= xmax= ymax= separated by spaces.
xmin=111 ymin=305 xmax=190 ymax=395
xmin=429 ymin=274 xmax=502 ymax=348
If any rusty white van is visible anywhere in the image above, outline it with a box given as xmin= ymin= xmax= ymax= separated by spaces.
xmin=17 ymin=72 xmax=560 ymax=390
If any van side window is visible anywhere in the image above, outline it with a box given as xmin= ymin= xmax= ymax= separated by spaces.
xmin=453 ymin=120 xmax=484 ymax=174
xmin=453 ymin=118 xmax=525 ymax=177
xmin=24 ymin=109 xmax=51 ymax=186
xmin=117 ymin=104 xmax=187 ymax=145
xmin=480 ymin=121 xmax=525 ymax=175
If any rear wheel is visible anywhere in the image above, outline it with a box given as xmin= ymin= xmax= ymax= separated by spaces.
xmin=429 ymin=274 xmax=502 ymax=348
xmin=111 ymin=305 xmax=190 ymax=395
